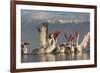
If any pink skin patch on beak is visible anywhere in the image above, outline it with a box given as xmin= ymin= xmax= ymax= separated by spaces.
xmin=76 ymin=32 xmax=79 ymax=39
xmin=69 ymin=34 xmax=74 ymax=49
xmin=75 ymin=32 xmax=79 ymax=48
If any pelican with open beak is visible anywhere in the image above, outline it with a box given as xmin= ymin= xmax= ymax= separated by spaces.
xmin=21 ymin=42 xmax=30 ymax=55
xmin=45 ymin=31 xmax=60 ymax=53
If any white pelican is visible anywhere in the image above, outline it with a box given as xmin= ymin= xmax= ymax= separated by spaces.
xmin=32 ymin=23 xmax=60 ymax=54
xmin=56 ymin=33 xmax=74 ymax=53
xmin=45 ymin=31 xmax=60 ymax=53
xmin=56 ymin=43 xmax=66 ymax=53
xmin=69 ymin=34 xmax=74 ymax=53
xmin=21 ymin=42 xmax=30 ymax=55
xmin=34 ymin=23 xmax=48 ymax=54
xmin=74 ymin=32 xmax=90 ymax=53
xmin=65 ymin=33 xmax=74 ymax=53
xmin=37 ymin=23 xmax=48 ymax=49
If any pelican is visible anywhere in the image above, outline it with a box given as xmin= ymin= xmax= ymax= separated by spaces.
xmin=56 ymin=33 xmax=74 ymax=53
xmin=64 ymin=32 xmax=90 ymax=53
xmin=45 ymin=31 xmax=60 ymax=53
xmin=69 ymin=34 xmax=74 ymax=53
xmin=74 ymin=32 xmax=81 ymax=53
xmin=74 ymin=32 xmax=90 ymax=53
xmin=33 ymin=23 xmax=48 ymax=54
xmin=32 ymin=31 xmax=60 ymax=54
xmin=80 ymin=32 xmax=90 ymax=50
xmin=37 ymin=23 xmax=48 ymax=49
xmin=56 ymin=43 xmax=66 ymax=53
xmin=31 ymin=22 xmax=60 ymax=54
xmin=65 ymin=33 xmax=74 ymax=53
xmin=21 ymin=42 xmax=30 ymax=55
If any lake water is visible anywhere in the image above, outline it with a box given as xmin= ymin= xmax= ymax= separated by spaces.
xmin=21 ymin=51 xmax=90 ymax=63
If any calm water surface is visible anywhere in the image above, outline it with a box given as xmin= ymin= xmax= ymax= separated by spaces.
xmin=21 ymin=51 xmax=90 ymax=63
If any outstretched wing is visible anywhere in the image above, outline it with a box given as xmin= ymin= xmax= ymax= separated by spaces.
xmin=80 ymin=32 xmax=90 ymax=49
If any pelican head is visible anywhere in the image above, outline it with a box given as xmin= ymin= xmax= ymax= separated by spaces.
xmin=23 ymin=42 xmax=30 ymax=45
xmin=49 ymin=33 xmax=54 ymax=39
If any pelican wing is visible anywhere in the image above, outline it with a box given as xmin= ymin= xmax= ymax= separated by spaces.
xmin=80 ymin=32 xmax=90 ymax=49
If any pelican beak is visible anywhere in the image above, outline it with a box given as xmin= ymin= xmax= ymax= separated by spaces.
xmin=76 ymin=32 xmax=79 ymax=38
xmin=69 ymin=34 xmax=74 ymax=41
xmin=24 ymin=42 xmax=30 ymax=45
xmin=54 ymin=31 xmax=60 ymax=39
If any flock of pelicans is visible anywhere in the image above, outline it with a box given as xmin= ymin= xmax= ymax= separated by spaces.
xmin=21 ymin=23 xmax=90 ymax=55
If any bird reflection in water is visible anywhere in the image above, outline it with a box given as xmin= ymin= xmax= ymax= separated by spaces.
xmin=21 ymin=51 xmax=90 ymax=63
xmin=38 ymin=53 xmax=55 ymax=62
